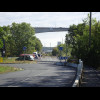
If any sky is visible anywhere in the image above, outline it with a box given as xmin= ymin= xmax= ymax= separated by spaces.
xmin=0 ymin=12 xmax=100 ymax=47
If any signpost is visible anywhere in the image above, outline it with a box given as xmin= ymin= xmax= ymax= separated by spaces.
xmin=23 ymin=46 xmax=27 ymax=51
xmin=23 ymin=46 xmax=27 ymax=61
xmin=59 ymin=46 xmax=68 ymax=63
xmin=59 ymin=46 xmax=63 ymax=51
xmin=59 ymin=46 xmax=63 ymax=62
xmin=59 ymin=57 xmax=68 ymax=60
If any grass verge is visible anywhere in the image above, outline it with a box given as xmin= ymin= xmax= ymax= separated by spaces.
xmin=0 ymin=57 xmax=37 ymax=64
xmin=0 ymin=66 xmax=23 ymax=74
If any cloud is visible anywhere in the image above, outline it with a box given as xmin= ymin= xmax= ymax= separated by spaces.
xmin=0 ymin=12 xmax=90 ymax=27
xmin=0 ymin=12 xmax=100 ymax=28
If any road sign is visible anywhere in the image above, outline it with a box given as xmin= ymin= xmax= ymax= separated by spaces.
xmin=59 ymin=47 xmax=63 ymax=51
xmin=59 ymin=57 xmax=68 ymax=60
xmin=23 ymin=46 xmax=27 ymax=51
xmin=63 ymin=57 xmax=68 ymax=60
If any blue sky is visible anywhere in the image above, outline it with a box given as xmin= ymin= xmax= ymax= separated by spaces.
xmin=0 ymin=12 xmax=100 ymax=47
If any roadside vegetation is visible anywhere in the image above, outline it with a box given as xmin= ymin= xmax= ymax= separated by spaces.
xmin=52 ymin=43 xmax=71 ymax=57
xmin=66 ymin=14 xmax=100 ymax=69
xmin=0 ymin=66 xmax=22 ymax=74
xmin=0 ymin=22 xmax=42 ymax=57
xmin=52 ymin=14 xmax=100 ymax=69
xmin=0 ymin=57 xmax=37 ymax=64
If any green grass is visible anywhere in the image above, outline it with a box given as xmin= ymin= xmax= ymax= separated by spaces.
xmin=1 ymin=57 xmax=37 ymax=64
xmin=0 ymin=66 xmax=22 ymax=74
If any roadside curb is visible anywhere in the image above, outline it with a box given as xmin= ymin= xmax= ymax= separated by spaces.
xmin=55 ymin=59 xmax=84 ymax=87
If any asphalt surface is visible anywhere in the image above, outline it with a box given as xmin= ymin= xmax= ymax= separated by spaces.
xmin=0 ymin=57 xmax=76 ymax=87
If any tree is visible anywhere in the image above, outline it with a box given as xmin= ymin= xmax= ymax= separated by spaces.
xmin=0 ymin=22 xmax=43 ymax=57
xmin=66 ymin=14 xmax=100 ymax=68
xmin=0 ymin=26 xmax=6 ymax=38
xmin=35 ymin=38 xmax=42 ymax=52
xmin=52 ymin=47 xmax=59 ymax=56
xmin=0 ymin=39 xmax=3 ymax=49
xmin=57 ymin=44 xmax=66 ymax=57
xmin=9 ymin=22 xmax=36 ymax=56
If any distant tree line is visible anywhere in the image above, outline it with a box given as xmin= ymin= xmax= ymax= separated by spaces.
xmin=0 ymin=22 xmax=42 ymax=57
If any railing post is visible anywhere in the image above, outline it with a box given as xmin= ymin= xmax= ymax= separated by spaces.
xmin=80 ymin=61 xmax=83 ymax=81
xmin=72 ymin=59 xmax=84 ymax=87
xmin=79 ymin=59 xmax=81 ymax=64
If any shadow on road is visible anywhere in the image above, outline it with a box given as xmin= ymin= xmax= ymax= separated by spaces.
xmin=0 ymin=73 xmax=75 ymax=87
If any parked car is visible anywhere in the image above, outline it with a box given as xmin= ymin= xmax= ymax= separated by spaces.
xmin=33 ymin=52 xmax=38 ymax=59
xmin=16 ymin=54 xmax=34 ymax=61
xmin=20 ymin=54 xmax=35 ymax=57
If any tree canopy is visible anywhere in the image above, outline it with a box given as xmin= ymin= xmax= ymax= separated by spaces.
xmin=0 ymin=39 xmax=3 ymax=49
xmin=0 ymin=22 xmax=42 ymax=57
xmin=65 ymin=14 xmax=100 ymax=68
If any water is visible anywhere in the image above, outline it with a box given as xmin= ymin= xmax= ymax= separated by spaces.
xmin=35 ymin=31 xmax=68 ymax=47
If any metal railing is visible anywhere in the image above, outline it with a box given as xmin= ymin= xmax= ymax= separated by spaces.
xmin=72 ymin=59 xmax=83 ymax=87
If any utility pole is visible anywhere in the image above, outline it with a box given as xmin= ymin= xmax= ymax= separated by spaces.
xmin=89 ymin=12 xmax=92 ymax=48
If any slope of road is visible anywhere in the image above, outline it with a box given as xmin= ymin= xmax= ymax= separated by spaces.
xmin=0 ymin=57 xmax=76 ymax=87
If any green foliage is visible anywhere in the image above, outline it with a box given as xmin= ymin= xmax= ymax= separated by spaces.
xmin=52 ymin=42 xmax=72 ymax=57
xmin=0 ymin=66 xmax=21 ymax=74
xmin=57 ymin=44 xmax=66 ymax=57
xmin=0 ymin=26 xmax=6 ymax=38
xmin=35 ymin=38 xmax=43 ymax=52
xmin=0 ymin=39 xmax=3 ymax=49
xmin=0 ymin=22 xmax=42 ymax=57
xmin=52 ymin=47 xmax=59 ymax=56
xmin=66 ymin=14 xmax=100 ymax=68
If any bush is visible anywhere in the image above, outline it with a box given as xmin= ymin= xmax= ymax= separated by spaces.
xmin=66 ymin=15 xmax=100 ymax=69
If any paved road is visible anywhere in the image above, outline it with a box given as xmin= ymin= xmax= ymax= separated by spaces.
xmin=37 ymin=56 xmax=60 ymax=62
xmin=0 ymin=57 xmax=76 ymax=87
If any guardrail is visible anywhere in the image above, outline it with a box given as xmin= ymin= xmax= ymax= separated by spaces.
xmin=55 ymin=58 xmax=84 ymax=87
xmin=72 ymin=59 xmax=83 ymax=87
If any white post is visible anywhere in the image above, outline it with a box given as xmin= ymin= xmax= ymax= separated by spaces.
xmin=79 ymin=59 xmax=81 ymax=64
